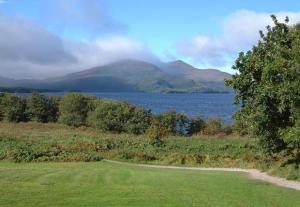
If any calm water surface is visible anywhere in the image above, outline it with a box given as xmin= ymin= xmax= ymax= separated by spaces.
xmin=25 ymin=92 xmax=237 ymax=122
xmin=86 ymin=92 xmax=238 ymax=122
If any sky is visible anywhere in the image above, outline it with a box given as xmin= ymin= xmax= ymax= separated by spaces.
xmin=0 ymin=0 xmax=300 ymax=78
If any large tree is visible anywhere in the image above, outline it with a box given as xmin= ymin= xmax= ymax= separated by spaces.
xmin=226 ymin=16 xmax=300 ymax=156
xmin=59 ymin=93 xmax=95 ymax=127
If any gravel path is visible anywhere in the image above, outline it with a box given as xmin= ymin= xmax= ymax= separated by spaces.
xmin=104 ymin=159 xmax=300 ymax=191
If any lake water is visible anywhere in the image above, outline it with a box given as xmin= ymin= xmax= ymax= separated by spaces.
xmin=22 ymin=92 xmax=238 ymax=122
xmin=86 ymin=92 xmax=238 ymax=122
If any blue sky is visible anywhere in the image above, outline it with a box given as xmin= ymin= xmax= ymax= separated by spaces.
xmin=109 ymin=0 xmax=300 ymax=57
xmin=0 ymin=0 xmax=300 ymax=78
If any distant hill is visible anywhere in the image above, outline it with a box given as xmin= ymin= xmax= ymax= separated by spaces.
xmin=0 ymin=59 xmax=232 ymax=93
xmin=162 ymin=60 xmax=231 ymax=82
xmin=0 ymin=76 xmax=17 ymax=88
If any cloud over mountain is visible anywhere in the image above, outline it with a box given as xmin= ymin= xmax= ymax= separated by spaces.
xmin=0 ymin=14 xmax=154 ymax=79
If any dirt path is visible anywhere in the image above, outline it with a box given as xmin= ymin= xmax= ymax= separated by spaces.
xmin=104 ymin=159 xmax=300 ymax=191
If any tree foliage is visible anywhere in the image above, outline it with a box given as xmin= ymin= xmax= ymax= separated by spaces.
xmin=0 ymin=92 xmax=235 ymax=138
xmin=187 ymin=116 xmax=206 ymax=136
xmin=88 ymin=101 xmax=132 ymax=133
xmin=0 ymin=93 xmax=26 ymax=122
xmin=124 ymin=107 xmax=151 ymax=135
xmin=88 ymin=100 xmax=151 ymax=134
xmin=226 ymin=16 xmax=300 ymax=154
xmin=26 ymin=92 xmax=60 ymax=122
xmin=59 ymin=93 xmax=95 ymax=127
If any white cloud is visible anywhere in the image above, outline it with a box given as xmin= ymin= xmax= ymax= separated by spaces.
xmin=35 ymin=0 xmax=127 ymax=34
xmin=0 ymin=15 xmax=154 ymax=79
xmin=176 ymin=10 xmax=300 ymax=69
xmin=69 ymin=36 xmax=157 ymax=72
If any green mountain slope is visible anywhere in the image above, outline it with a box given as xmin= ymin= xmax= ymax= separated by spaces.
xmin=0 ymin=59 xmax=232 ymax=93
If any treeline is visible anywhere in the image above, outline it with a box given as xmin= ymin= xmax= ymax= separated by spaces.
xmin=0 ymin=92 xmax=234 ymax=137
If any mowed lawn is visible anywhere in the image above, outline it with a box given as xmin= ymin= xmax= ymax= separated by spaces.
xmin=0 ymin=162 xmax=299 ymax=207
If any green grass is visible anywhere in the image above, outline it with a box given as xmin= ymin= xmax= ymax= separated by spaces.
xmin=0 ymin=122 xmax=261 ymax=167
xmin=0 ymin=122 xmax=299 ymax=181
xmin=0 ymin=161 xmax=299 ymax=207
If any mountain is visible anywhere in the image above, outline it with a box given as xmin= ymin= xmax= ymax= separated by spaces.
xmin=0 ymin=76 xmax=18 ymax=88
xmin=162 ymin=60 xmax=231 ymax=82
xmin=161 ymin=60 xmax=232 ymax=92
xmin=0 ymin=59 xmax=232 ymax=93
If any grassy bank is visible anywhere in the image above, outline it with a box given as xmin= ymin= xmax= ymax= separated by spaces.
xmin=0 ymin=122 xmax=299 ymax=180
xmin=0 ymin=161 xmax=300 ymax=207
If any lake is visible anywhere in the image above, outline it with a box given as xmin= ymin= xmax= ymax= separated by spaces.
xmin=86 ymin=92 xmax=238 ymax=122
xmin=22 ymin=92 xmax=238 ymax=122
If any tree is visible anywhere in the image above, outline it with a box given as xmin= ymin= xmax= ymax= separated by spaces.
xmin=155 ymin=110 xmax=177 ymax=135
xmin=226 ymin=16 xmax=300 ymax=154
xmin=46 ymin=96 xmax=61 ymax=122
xmin=187 ymin=116 xmax=205 ymax=136
xmin=59 ymin=93 xmax=95 ymax=127
xmin=27 ymin=92 xmax=50 ymax=122
xmin=0 ymin=93 xmax=26 ymax=122
xmin=87 ymin=100 xmax=132 ymax=133
xmin=124 ymin=107 xmax=151 ymax=135
xmin=146 ymin=119 xmax=167 ymax=147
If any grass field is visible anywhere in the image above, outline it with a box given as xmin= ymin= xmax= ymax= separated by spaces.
xmin=0 ymin=161 xmax=300 ymax=207
xmin=0 ymin=122 xmax=299 ymax=181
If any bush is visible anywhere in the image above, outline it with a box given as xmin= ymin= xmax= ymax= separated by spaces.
xmin=155 ymin=110 xmax=177 ymax=135
xmin=5 ymin=140 xmax=102 ymax=163
xmin=281 ymin=121 xmax=300 ymax=163
xmin=223 ymin=124 xmax=233 ymax=135
xmin=88 ymin=100 xmax=132 ymax=133
xmin=124 ymin=107 xmax=151 ymax=134
xmin=231 ymin=118 xmax=251 ymax=136
xmin=26 ymin=92 xmax=60 ymax=122
xmin=155 ymin=110 xmax=189 ymax=135
xmin=176 ymin=113 xmax=189 ymax=136
xmin=88 ymin=100 xmax=152 ymax=134
xmin=0 ymin=93 xmax=26 ymax=122
xmin=187 ymin=116 xmax=205 ymax=135
xmin=146 ymin=119 xmax=167 ymax=147
xmin=46 ymin=96 xmax=61 ymax=122
xmin=202 ymin=118 xmax=224 ymax=135
xmin=59 ymin=93 xmax=95 ymax=127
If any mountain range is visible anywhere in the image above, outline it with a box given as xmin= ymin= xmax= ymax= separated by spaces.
xmin=0 ymin=59 xmax=232 ymax=93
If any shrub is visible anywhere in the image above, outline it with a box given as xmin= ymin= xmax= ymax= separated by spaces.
xmin=281 ymin=121 xmax=300 ymax=163
xmin=223 ymin=124 xmax=233 ymax=135
xmin=88 ymin=100 xmax=152 ymax=134
xmin=155 ymin=110 xmax=189 ymax=135
xmin=88 ymin=100 xmax=132 ymax=133
xmin=202 ymin=118 xmax=224 ymax=135
xmin=59 ymin=93 xmax=95 ymax=127
xmin=187 ymin=116 xmax=205 ymax=135
xmin=0 ymin=93 xmax=26 ymax=122
xmin=155 ymin=110 xmax=177 ymax=135
xmin=26 ymin=92 xmax=60 ymax=122
xmin=147 ymin=119 xmax=166 ymax=147
xmin=232 ymin=119 xmax=251 ymax=136
xmin=176 ymin=113 xmax=189 ymax=136
xmin=46 ymin=96 xmax=61 ymax=122
xmin=124 ymin=107 xmax=151 ymax=134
